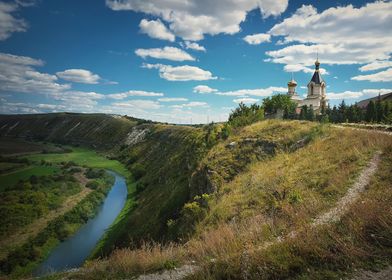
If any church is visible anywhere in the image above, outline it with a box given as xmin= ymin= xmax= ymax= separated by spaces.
xmin=287 ymin=58 xmax=328 ymax=113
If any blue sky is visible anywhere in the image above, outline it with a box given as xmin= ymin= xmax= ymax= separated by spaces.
xmin=0 ymin=0 xmax=391 ymax=123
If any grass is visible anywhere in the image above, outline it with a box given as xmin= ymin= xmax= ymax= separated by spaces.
xmin=0 ymin=165 xmax=59 ymax=190
xmin=60 ymin=123 xmax=392 ymax=280
xmin=25 ymin=147 xmax=129 ymax=177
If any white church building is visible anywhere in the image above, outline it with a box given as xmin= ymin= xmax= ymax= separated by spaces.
xmin=287 ymin=58 xmax=328 ymax=113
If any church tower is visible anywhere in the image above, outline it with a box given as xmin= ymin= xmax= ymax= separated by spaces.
xmin=305 ymin=58 xmax=327 ymax=111
xmin=287 ymin=74 xmax=302 ymax=103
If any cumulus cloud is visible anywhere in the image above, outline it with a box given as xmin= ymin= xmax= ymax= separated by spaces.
xmin=171 ymin=101 xmax=209 ymax=109
xmin=266 ymin=2 xmax=392 ymax=72
xmin=106 ymin=90 xmax=164 ymax=100
xmin=233 ymin=97 xmax=259 ymax=104
xmin=216 ymin=86 xmax=287 ymax=97
xmin=106 ymin=0 xmax=288 ymax=41
xmin=327 ymin=91 xmax=363 ymax=100
xmin=142 ymin=63 xmax=217 ymax=81
xmin=139 ymin=19 xmax=175 ymax=42
xmin=0 ymin=1 xmax=28 ymax=40
xmin=0 ymin=52 xmax=70 ymax=93
xmin=135 ymin=47 xmax=194 ymax=61
xmin=112 ymin=99 xmax=162 ymax=109
xmin=243 ymin=33 xmax=271 ymax=45
xmin=158 ymin=97 xmax=188 ymax=102
xmin=359 ymin=61 xmax=392 ymax=72
xmin=56 ymin=69 xmax=101 ymax=84
xmin=182 ymin=41 xmax=206 ymax=52
xmin=326 ymin=88 xmax=392 ymax=101
xmin=283 ymin=63 xmax=328 ymax=75
xmin=193 ymin=85 xmax=217 ymax=94
xmin=351 ymin=68 xmax=392 ymax=82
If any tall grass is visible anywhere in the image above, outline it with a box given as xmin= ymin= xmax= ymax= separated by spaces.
xmin=53 ymin=124 xmax=392 ymax=280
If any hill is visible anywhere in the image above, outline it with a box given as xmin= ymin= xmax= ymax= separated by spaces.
xmin=0 ymin=113 xmax=391 ymax=279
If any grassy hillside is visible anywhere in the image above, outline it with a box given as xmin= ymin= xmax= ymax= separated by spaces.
xmin=1 ymin=114 xmax=391 ymax=279
xmin=0 ymin=113 xmax=137 ymax=149
xmin=62 ymin=124 xmax=392 ymax=280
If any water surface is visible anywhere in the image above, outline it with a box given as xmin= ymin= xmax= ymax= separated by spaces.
xmin=35 ymin=170 xmax=127 ymax=275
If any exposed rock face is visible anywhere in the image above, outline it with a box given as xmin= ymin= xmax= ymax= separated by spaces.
xmin=189 ymin=138 xmax=277 ymax=198
xmin=125 ymin=127 xmax=150 ymax=146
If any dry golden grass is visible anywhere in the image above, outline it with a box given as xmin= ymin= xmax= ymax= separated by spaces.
xmin=60 ymin=123 xmax=392 ymax=280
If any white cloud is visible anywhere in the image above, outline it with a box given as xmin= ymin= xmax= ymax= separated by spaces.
xmin=171 ymin=101 xmax=209 ymax=109
xmin=142 ymin=63 xmax=217 ymax=81
xmin=36 ymin=103 xmax=67 ymax=110
xmin=193 ymin=85 xmax=217 ymax=94
xmin=362 ymin=88 xmax=392 ymax=95
xmin=283 ymin=63 xmax=328 ymax=75
xmin=182 ymin=41 xmax=206 ymax=52
xmin=243 ymin=33 xmax=271 ymax=45
xmin=56 ymin=69 xmax=101 ymax=84
xmin=359 ymin=60 xmax=392 ymax=72
xmin=158 ymin=97 xmax=188 ymax=102
xmin=266 ymin=2 xmax=392 ymax=71
xmin=233 ymin=97 xmax=259 ymax=104
xmin=351 ymin=68 xmax=392 ymax=82
xmin=135 ymin=46 xmax=194 ymax=61
xmin=326 ymin=88 xmax=392 ymax=101
xmin=327 ymin=91 xmax=363 ymax=100
xmin=0 ymin=2 xmax=28 ymax=40
xmin=0 ymin=52 xmax=70 ymax=94
xmin=216 ymin=86 xmax=287 ymax=97
xmin=112 ymin=99 xmax=162 ymax=109
xmin=106 ymin=0 xmax=288 ymax=41
xmin=107 ymin=90 xmax=164 ymax=99
xmin=139 ymin=19 xmax=175 ymax=42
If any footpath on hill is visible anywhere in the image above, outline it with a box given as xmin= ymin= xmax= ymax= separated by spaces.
xmin=134 ymin=148 xmax=386 ymax=280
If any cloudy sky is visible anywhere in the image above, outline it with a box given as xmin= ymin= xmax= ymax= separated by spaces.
xmin=0 ymin=0 xmax=391 ymax=123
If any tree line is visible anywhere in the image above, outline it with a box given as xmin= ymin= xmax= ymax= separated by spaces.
xmin=226 ymin=95 xmax=392 ymax=127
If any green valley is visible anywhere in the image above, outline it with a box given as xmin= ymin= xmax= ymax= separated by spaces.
xmin=0 ymin=112 xmax=391 ymax=280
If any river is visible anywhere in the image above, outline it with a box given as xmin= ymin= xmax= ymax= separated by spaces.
xmin=34 ymin=170 xmax=127 ymax=276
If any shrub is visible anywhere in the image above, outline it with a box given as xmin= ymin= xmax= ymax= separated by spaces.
xmin=131 ymin=163 xmax=146 ymax=180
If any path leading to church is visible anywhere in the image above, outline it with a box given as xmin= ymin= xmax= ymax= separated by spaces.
xmin=135 ymin=148 xmax=384 ymax=280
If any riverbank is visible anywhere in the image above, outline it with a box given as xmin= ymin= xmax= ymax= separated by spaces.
xmin=35 ymin=171 xmax=128 ymax=276
xmin=0 ymin=145 xmax=135 ymax=279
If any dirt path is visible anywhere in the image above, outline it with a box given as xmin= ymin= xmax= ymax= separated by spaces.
xmin=332 ymin=124 xmax=392 ymax=136
xmin=128 ymin=149 xmax=384 ymax=280
xmin=313 ymin=151 xmax=381 ymax=226
xmin=0 ymin=172 xmax=92 ymax=260
xmin=136 ymin=265 xmax=199 ymax=280
xmin=350 ymin=266 xmax=392 ymax=280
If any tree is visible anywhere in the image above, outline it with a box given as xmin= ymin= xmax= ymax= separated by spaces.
xmin=338 ymin=100 xmax=347 ymax=122
xmin=375 ymin=98 xmax=384 ymax=122
xmin=228 ymin=102 xmax=264 ymax=128
xmin=263 ymin=94 xmax=297 ymax=118
xmin=366 ymin=100 xmax=376 ymax=122
xmin=299 ymin=105 xmax=308 ymax=120
xmin=306 ymin=105 xmax=315 ymax=121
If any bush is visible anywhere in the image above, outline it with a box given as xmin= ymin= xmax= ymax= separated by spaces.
xmin=228 ymin=103 xmax=264 ymax=128
xmin=86 ymin=180 xmax=100 ymax=190
xmin=131 ymin=163 xmax=146 ymax=180
xmin=85 ymin=168 xmax=105 ymax=179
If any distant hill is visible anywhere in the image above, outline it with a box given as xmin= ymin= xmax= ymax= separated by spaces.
xmin=356 ymin=92 xmax=392 ymax=108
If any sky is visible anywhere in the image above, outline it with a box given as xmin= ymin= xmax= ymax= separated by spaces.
xmin=0 ymin=0 xmax=391 ymax=124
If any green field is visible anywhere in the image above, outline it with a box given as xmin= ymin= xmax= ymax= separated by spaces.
xmin=25 ymin=147 xmax=130 ymax=177
xmin=0 ymin=165 xmax=60 ymax=190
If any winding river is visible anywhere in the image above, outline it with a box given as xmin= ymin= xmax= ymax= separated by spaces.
xmin=35 ymin=170 xmax=127 ymax=276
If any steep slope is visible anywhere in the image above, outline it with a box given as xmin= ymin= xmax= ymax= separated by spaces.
xmin=0 ymin=113 xmax=137 ymax=149
xmin=59 ymin=124 xmax=392 ymax=280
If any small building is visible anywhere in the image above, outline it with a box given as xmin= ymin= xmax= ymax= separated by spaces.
xmin=287 ymin=59 xmax=328 ymax=113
